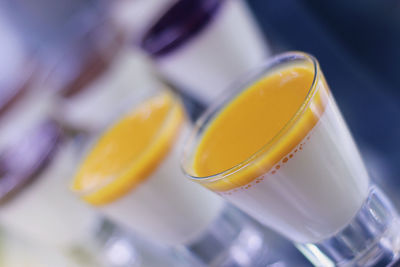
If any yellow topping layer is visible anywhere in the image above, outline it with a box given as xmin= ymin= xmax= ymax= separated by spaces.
xmin=193 ymin=65 xmax=329 ymax=191
xmin=73 ymin=92 xmax=184 ymax=205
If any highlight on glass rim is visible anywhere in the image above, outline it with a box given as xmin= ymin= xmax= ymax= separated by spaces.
xmin=0 ymin=0 xmax=398 ymax=266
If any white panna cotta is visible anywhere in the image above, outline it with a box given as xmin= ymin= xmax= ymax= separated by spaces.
xmin=73 ymin=92 xmax=224 ymax=246
xmin=218 ymin=95 xmax=369 ymax=243
xmin=188 ymin=60 xmax=369 ymax=244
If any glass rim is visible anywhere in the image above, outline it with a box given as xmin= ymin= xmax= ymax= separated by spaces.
xmin=181 ymin=51 xmax=320 ymax=183
xmin=71 ymin=87 xmax=183 ymax=197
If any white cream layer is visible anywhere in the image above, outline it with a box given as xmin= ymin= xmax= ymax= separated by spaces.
xmin=220 ymin=97 xmax=369 ymax=243
xmin=100 ymin=124 xmax=224 ymax=246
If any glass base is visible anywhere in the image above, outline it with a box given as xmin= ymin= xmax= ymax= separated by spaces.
xmin=94 ymin=219 xmax=192 ymax=267
xmin=63 ymin=219 xmax=141 ymax=267
xmin=297 ymin=186 xmax=400 ymax=267
xmin=94 ymin=219 xmax=141 ymax=267
xmin=178 ymin=205 xmax=288 ymax=267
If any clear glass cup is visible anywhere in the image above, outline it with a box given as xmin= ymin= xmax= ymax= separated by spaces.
xmin=182 ymin=51 xmax=400 ymax=266
xmin=71 ymin=85 xmax=296 ymax=266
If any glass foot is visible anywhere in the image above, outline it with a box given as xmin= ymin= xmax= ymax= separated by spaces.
xmin=297 ymin=186 xmax=400 ymax=267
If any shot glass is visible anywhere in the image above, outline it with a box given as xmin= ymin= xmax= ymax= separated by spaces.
xmin=182 ymin=52 xmax=400 ymax=266
xmin=72 ymin=86 xmax=293 ymax=266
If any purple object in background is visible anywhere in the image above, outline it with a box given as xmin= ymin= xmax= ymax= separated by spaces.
xmin=140 ymin=0 xmax=222 ymax=57
xmin=0 ymin=121 xmax=61 ymax=203
xmin=138 ymin=0 xmax=270 ymax=106
xmin=0 ymin=14 xmax=60 ymax=202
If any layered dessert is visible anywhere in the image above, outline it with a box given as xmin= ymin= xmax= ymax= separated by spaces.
xmin=140 ymin=0 xmax=269 ymax=104
xmin=186 ymin=56 xmax=370 ymax=243
xmin=73 ymin=92 xmax=224 ymax=245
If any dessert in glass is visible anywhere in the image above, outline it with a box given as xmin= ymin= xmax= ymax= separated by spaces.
xmin=182 ymin=52 xmax=400 ymax=266
xmin=139 ymin=0 xmax=270 ymax=105
xmin=72 ymin=87 xmax=291 ymax=266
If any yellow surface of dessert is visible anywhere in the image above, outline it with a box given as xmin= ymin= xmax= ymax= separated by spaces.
xmin=73 ymin=93 xmax=183 ymax=205
xmin=193 ymin=65 xmax=329 ymax=191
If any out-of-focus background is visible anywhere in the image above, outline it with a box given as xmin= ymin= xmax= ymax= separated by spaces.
xmin=0 ymin=0 xmax=399 ymax=266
